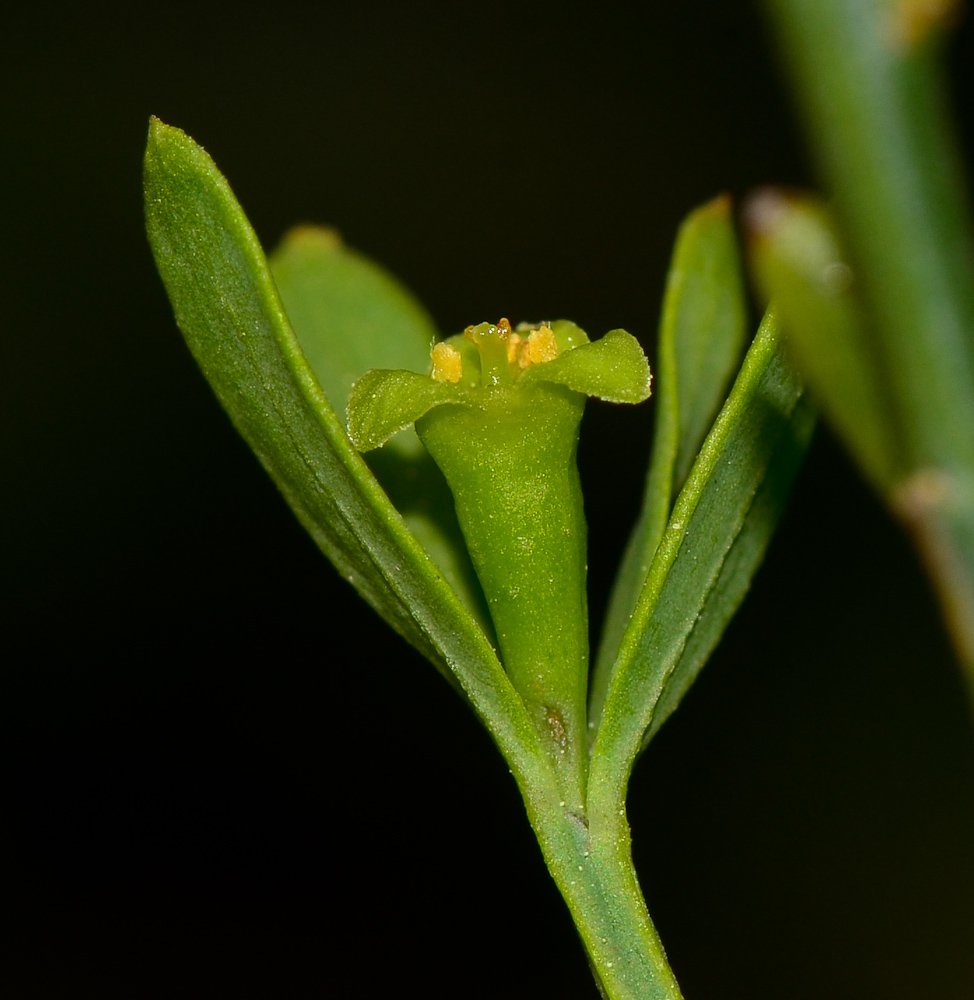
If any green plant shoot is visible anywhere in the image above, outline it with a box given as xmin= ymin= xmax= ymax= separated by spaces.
xmin=144 ymin=117 xmax=812 ymax=999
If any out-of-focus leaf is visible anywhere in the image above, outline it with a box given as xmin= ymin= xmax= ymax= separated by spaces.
xmin=763 ymin=0 xmax=974 ymax=475
xmin=764 ymin=0 xmax=974 ymax=686
xmin=269 ymin=228 xmax=488 ymax=627
xmin=269 ymin=225 xmax=436 ymax=422
xmin=747 ymin=189 xmax=902 ymax=490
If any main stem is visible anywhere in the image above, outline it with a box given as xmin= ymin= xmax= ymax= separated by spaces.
xmin=515 ymin=763 xmax=684 ymax=1000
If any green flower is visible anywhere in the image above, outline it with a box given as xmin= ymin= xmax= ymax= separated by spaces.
xmin=347 ymin=318 xmax=651 ymax=451
xmin=348 ymin=319 xmax=651 ymax=796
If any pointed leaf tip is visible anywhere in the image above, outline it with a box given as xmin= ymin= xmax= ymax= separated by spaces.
xmin=745 ymin=187 xmax=901 ymax=490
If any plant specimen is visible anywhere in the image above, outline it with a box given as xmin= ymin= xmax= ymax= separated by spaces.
xmin=145 ymin=122 xmax=810 ymax=997
xmin=142 ymin=3 xmax=974 ymax=995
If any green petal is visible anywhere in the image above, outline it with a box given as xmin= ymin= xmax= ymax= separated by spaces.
xmin=522 ymin=328 xmax=652 ymax=403
xmin=347 ymin=369 xmax=467 ymax=451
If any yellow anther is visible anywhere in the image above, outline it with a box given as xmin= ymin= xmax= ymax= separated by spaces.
xmin=521 ymin=325 xmax=559 ymax=367
xmin=431 ymin=341 xmax=463 ymax=383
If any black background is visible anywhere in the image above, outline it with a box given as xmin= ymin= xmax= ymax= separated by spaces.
xmin=4 ymin=2 xmax=974 ymax=997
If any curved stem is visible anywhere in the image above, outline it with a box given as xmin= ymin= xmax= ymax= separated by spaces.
xmin=514 ymin=765 xmax=683 ymax=1000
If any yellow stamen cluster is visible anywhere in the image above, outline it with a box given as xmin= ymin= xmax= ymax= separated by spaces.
xmin=431 ymin=318 xmax=562 ymax=386
xmin=510 ymin=325 xmax=559 ymax=368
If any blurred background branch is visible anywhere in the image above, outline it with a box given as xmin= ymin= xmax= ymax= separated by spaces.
xmin=757 ymin=0 xmax=974 ymax=694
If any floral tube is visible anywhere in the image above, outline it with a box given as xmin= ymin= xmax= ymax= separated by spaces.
xmin=348 ymin=319 xmax=651 ymax=801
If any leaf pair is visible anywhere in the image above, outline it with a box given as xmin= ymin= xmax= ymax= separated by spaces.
xmin=588 ymin=199 xmax=813 ymax=799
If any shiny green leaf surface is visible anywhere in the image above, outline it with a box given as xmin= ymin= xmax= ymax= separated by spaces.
xmin=595 ymin=196 xmax=748 ymax=703
xmin=590 ymin=310 xmax=811 ymax=782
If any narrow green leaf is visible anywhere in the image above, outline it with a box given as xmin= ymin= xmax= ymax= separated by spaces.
xmin=642 ymin=393 xmax=814 ymax=745
xmin=747 ymin=189 xmax=902 ymax=491
xmin=589 ymin=310 xmax=810 ymax=786
xmin=594 ymin=196 xmax=747 ymax=702
xmin=668 ymin=196 xmax=749 ymax=492
xmin=142 ymin=119 xmax=538 ymax=750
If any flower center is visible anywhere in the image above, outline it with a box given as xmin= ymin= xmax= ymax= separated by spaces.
xmin=431 ymin=318 xmax=562 ymax=386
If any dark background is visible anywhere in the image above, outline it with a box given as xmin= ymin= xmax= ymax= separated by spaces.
xmin=4 ymin=2 xmax=974 ymax=997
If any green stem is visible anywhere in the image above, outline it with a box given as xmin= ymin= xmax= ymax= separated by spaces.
xmin=516 ymin=768 xmax=684 ymax=1000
